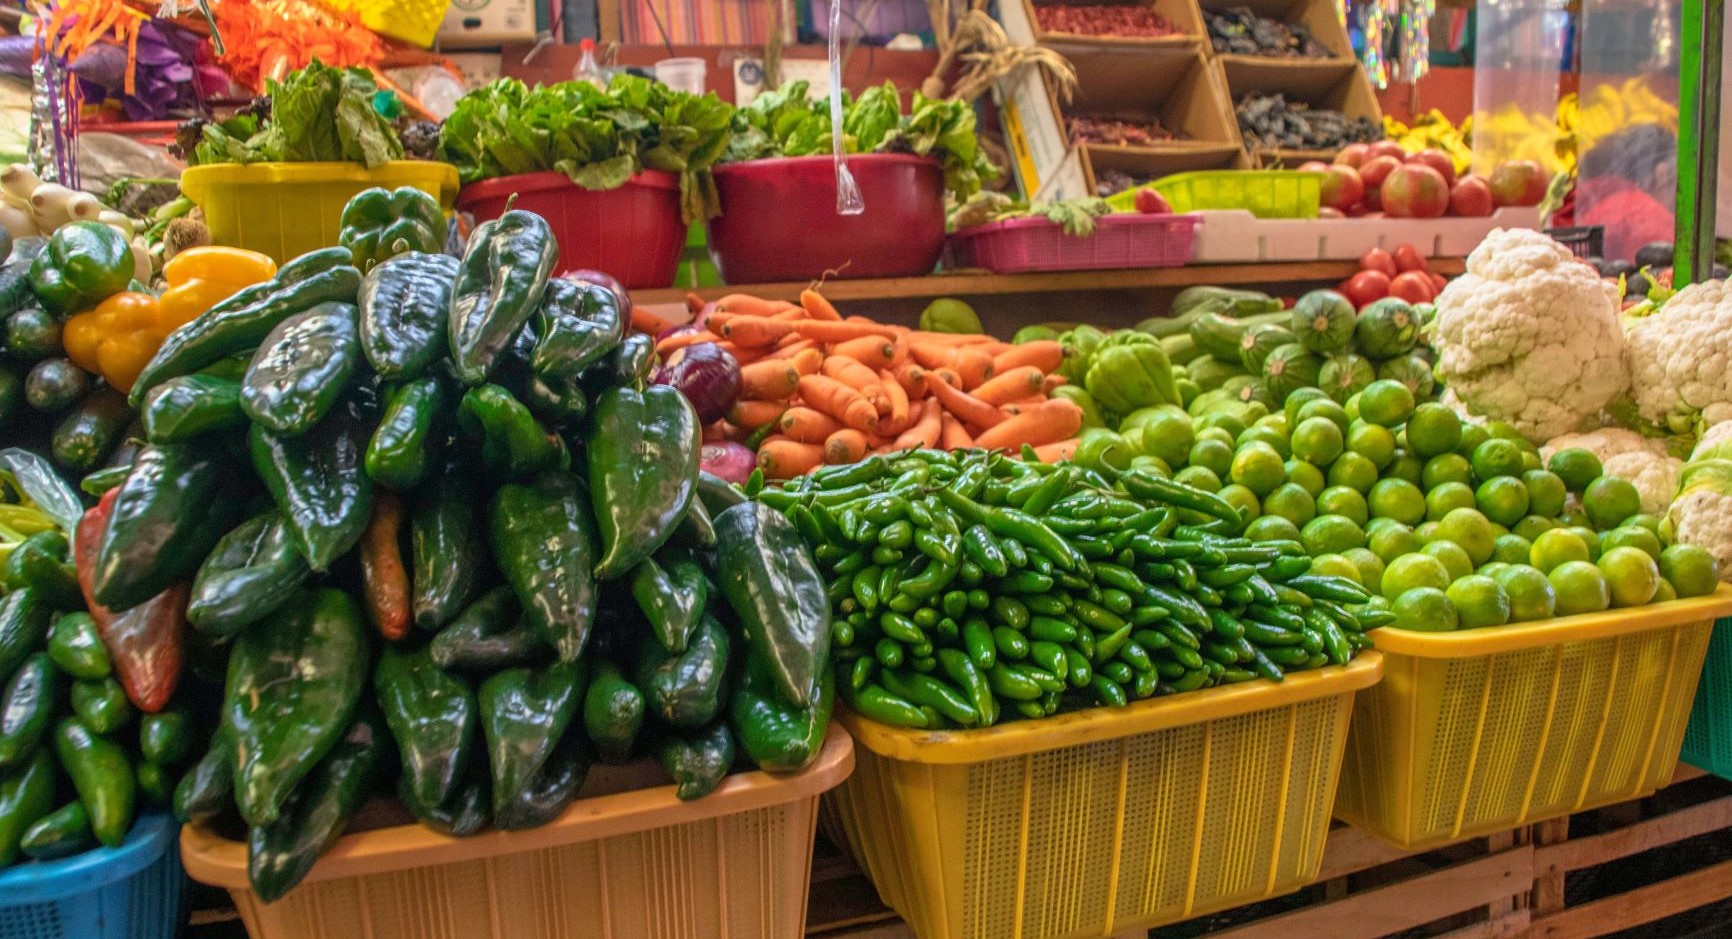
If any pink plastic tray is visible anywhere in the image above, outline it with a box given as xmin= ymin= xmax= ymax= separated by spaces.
xmin=947 ymin=213 xmax=1201 ymax=274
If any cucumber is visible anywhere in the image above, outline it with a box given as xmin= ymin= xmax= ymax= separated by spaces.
xmin=1189 ymin=312 xmax=1250 ymax=361
xmin=5 ymin=307 xmax=62 ymax=362
xmin=1186 ymin=355 xmax=1250 ymax=392
xmin=1161 ymin=333 xmax=1201 ymax=364
xmin=24 ymin=359 xmax=88 ymax=412
xmin=51 ymin=386 xmax=132 ymax=473
xmin=1171 ymin=286 xmax=1282 ymax=318
xmin=0 ymin=261 xmax=31 ymax=318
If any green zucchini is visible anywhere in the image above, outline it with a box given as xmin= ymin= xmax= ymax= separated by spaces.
xmin=24 ymin=359 xmax=88 ymax=412
xmin=1185 ymin=355 xmax=1249 ymax=392
xmin=51 ymin=386 xmax=132 ymax=472
xmin=1189 ymin=312 xmax=1250 ymax=361
xmin=5 ymin=308 xmax=61 ymax=362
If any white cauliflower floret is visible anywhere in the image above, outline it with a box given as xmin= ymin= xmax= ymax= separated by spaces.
xmin=1625 ymin=279 xmax=1732 ymax=436
xmin=1667 ymin=459 xmax=1732 ymax=581
xmin=1433 ymin=228 xmax=1628 ymax=444
xmin=1692 ymin=418 xmax=1732 ymax=460
xmin=1601 ymin=450 xmax=1683 ymax=515
xmin=1540 ymin=427 xmax=1665 ymax=463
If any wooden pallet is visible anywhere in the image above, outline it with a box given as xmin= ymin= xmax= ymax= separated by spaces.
xmin=808 ymin=764 xmax=1732 ymax=939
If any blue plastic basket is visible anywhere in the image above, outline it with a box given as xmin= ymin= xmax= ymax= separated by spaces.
xmin=1682 ymin=617 xmax=1732 ymax=781
xmin=0 ymin=812 xmax=186 ymax=939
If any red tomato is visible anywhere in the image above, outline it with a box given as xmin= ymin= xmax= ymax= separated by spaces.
xmin=1299 ymin=160 xmax=1331 ymax=173
xmin=1389 ymin=271 xmax=1436 ymax=304
xmin=1429 ymin=272 xmax=1448 ymax=293
xmin=1134 ymin=187 xmax=1173 ymax=214
xmin=1367 ymin=141 xmax=1406 ymax=161
xmin=1343 ymin=270 xmax=1392 ymax=308
xmin=1318 ymin=206 xmax=1346 ymax=218
xmin=1407 ymin=149 xmax=1457 ymax=187
xmin=1392 ymin=244 xmax=1429 ymax=273
xmin=1448 ymin=176 xmax=1495 ymax=217
xmin=1335 ymin=143 xmax=1370 ymax=168
xmin=1360 ymin=248 xmax=1398 ymax=278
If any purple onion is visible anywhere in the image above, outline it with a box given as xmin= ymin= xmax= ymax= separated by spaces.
xmin=700 ymin=441 xmax=757 ymax=484
xmin=653 ymin=342 xmax=741 ymax=424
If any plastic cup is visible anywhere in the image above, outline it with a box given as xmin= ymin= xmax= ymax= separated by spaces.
xmin=655 ymin=57 xmax=707 ymax=95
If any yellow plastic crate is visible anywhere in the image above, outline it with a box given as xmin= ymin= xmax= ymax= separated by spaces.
xmin=323 ymin=0 xmax=451 ymax=47
xmin=1334 ymin=589 xmax=1732 ymax=852
xmin=181 ymin=729 xmax=853 ymax=939
xmin=1105 ymin=171 xmax=1325 ymax=219
xmin=180 ymin=161 xmax=459 ymax=265
xmin=828 ymin=655 xmax=1383 ymax=939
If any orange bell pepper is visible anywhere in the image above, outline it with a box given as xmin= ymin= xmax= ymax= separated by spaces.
xmin=158 ymin=246 xmax=277 ymax=329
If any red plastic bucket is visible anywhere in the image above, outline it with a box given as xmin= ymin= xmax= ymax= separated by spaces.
xmin=707 ymin=154 xmax=945 ymax=283
xmin=456 ymin=170 xmax=685 ymax=289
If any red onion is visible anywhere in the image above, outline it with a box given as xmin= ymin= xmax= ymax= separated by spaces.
xmin=692 ymin=300 xmax=720 ymax=330
xmin=652 ymin=342 xmax=741 ymax=425
xmin=566 ymin=269 xmax=631 ymax=318
xmin=700 ymin=441 xmax=757 ymax=484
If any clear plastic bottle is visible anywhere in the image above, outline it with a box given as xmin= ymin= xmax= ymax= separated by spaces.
xmin=573 ymin=38 xmax=604 ymax=89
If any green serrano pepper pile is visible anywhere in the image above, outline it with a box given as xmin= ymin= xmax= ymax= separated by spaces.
xmin=0 ymin=191 xmax=833 ymax=901
xmin=762 ymin=448 xmax=1388 ymax=728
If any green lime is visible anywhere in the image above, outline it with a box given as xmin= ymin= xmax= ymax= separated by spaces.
xmin=1382 ymin=552 xmax=1453 ymax=599
xmin=1343 ymin=548 xmax=1386 ymax=590
xmin=1550 ymin=560 xmax=1611 ymax=615
xmin=1385 ymin=450 xmax=1424 ymax=485
xmin=1455 ymin=423 xmax=1491 ymax=458
xmin=1256 ymin=412 xmax=1290 ymax=434
xmin=1310 ymin=553 xmax=1362 ymax=581
xmin=1246 ymin=514 xmax=1303 ymax=543
xmin=1660 ymin=544 xmax=1720 ymax=598
xmin=1238 ymin=425 xmax=1291 ymax=458
xmin=1494 ymin=565 xmax=1557 ymax=622
xmin=1218 ymin=484 xmax=1262 ymax=522
xmin=1359 ymin=379 xmax=1417 ymax=427
xmin=1475 ymin=477 xmax=1531 ymax=527
xmin=1625 ymin=513 xmax=1663 ymax=536
xmin=1584 ymin=476 xmax=1642 ymax=531
xmin=1422 ymin=540 xmax=1474 ymax=581
xmin=1197 ymin=426 xmax=1235 ymax=446
xmin=1392 ymin=587 xmax=1459 ymax=631
xmin=1174 ymin=465 xmax=1223 ymax=493
xmin=1344 ymin=393 xmax=1362 ymax=422
xmin=1291 ymin=416 xmax=1345 ymax=466
xmin=1478 ymin=561 xmax=1511 ymax=578
xmin=1598 ymin=546 xmax=1661 ymax=607
xmin=1656 ymin=578 xmax=1679 ymax=602
xmin=1129 ymin=455 xmax=1172 ymax=477
xmin=1422 ymin=453 xmax=1474 ymax=490
xmin=1447 ymin=575 xmax=1511 ymax=628
xmin=1559 ymin=508 xmax=1590 ymax=528
xmin=1471 ymin=438 xmax=1525 ymax=482
xmin=1347 ymin=421 xmax=1397 ymax=469
xmin=1521 ymin=451 xmax=1543 ymax=472
xmin=1437 ymin=507 xmax=1498 ymax=565
xmin=1530 ymin=528 xmax=1591 ymax=573
xmin=1316 ymin=486 xmax=1369 ymax=526
xmin=1368 ymin=478 xmax=1426 ymax=526
xmin=1512 ymin=515 xmax=1556 ymax=542
xmin=1197 ymin=413 xmax=1248 ymax=440
xmin=1415 ymin=520 xmax=1442 ymax=544
xmin=1328 ymin=452 xmax=1381 ymax=494
xmin=1284 ymin=387 xmax=1330 ymax=428
xmin=1263 ymin=483 xmax=1317 ymax=527
xmin=1230 ymin=443 xmax=1286 ymax=496
xmin=1369 ymin=522 xmax=1420 ymax=563
xmin=1295 ymin=398 xmax=1351 ymax=435
xmin=1548 ymin=447 xmax=1604 ymax=492
xmin=1406 ymin=403 xmax=1463 ymax=457
xmin=1302 ymin=514 xmax=1368 ymax=556
xmin=1425 ymin=482 xmax=1477 ymax=521
xmin=1567 ymin=526 xmax=1603 ymax=560
xmin=1283 ymin=459 xmax=1326 ymax=497
xmin=1138 ymin=410 xmax=1195 ymax=465
xmin=1492 ymin=533 xmax=1534 ymax=565
xmin=1188 ymin=438 xmax=1234 ymax=478
xmin=1485 ymin=421 xmax=1528 ymax=444
xmin=1600 ymin=525 xmax=1663 ymax=561
xmin=1522 ymin=470 xmax=1568 ymax=518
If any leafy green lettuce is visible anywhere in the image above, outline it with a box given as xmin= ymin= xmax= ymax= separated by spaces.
xmin=188 ymin=60 xmax=403 ymax=169
xmin=438 ymin=75 xmax=734 ymax=224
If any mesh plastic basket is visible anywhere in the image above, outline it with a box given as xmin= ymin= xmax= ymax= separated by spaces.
xmin=322 ymin=0 xmax=451 ymax=46
xmin=827 ymin=655 xmax=1382 ymax=939
xmin=1682 ymin=617 xmax=1732 ymax=781
xmin=1335 ymin=590 xmax=1732 ymax=851
xmin=0 ymin=812 xmax=186 ymax=939
xmin=947 ymin=213 xmax=1200 ymax=274
xmin=1106 ymin=171 xmax=1324 ymax=219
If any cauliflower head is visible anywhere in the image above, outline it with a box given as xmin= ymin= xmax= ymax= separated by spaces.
xmin=1433 ymin=228 xmax=1629 ymax=444
xmin=1666 ymin=459 xmax=1732 ymax=581
xmin=1626 ymin=279 xmax=1732 ymax=436
xmin=1540 ymin=426 xmax=1666 ymax=463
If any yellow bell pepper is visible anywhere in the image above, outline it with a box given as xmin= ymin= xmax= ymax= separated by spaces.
xmin=158 ymin=246 xmax=277 ymax=329
xmin=64 ymin=292 xmax=170 ymax=393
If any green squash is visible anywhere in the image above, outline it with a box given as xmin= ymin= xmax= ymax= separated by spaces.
xmin=1375 ymin=353 xmax=1437 ymax=401
xmin=1262 ymin=343 xmax=1323 ymax=402
xmin=1239 ymin=323 xmax=1297 ymax=373
xmin=1185 ymin=355 xmax=1249 ymax=392
xmin=1290 ymin=290 xmax=1356 ymax=354
xmin=1353 ymin=299 xmax=1420 ymax=359
xmin=1320 ymin=353 xmax=1376 ymax=402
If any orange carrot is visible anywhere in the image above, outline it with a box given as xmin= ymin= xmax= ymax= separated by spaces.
xmin=907 ymin=331 xmax=1001 ymax=347
xmin=886 ymin=335 xmax=909 ymax=368
xmin=788 ymin=319 xmax=897 ymax=344
xmin=877 ymin=368 xmax=910 ymax=427
xmin=1032 ymin=438 xmax=1080 ymax=462
xmin=992 ymin=340 xmax=1064 ymax=374
xmin=656 ymin=330 xmax=719 ymax=355
xmin=632 ymin=306 xmax=676 ymax=336
xmin=888 ymin=363 xmax=926 ymax=399
xmin=738 ymin=359 xmax=801 ymax=400
xmin=831 ymin=334 xmax=899 ymax=369
xmin=939 ymin=414 xmax=975 ymax=449
xmin=717 ymin=421 xmax=750 ymax=443
xmin=728 ymin=399 xmax=786 ymax=431
xmin=716 ymin=294 xmax=783 ymax=318
xmin=921 ymin=370 xmax=1005 ymax=429
xmin=757 ymin=438 xmax=825 ymax=479
xmin=718 ymin=315 xmax=798 ymax=348
xmin=763 ymin=338 xmax=818 ymax=360
xmin=951 ymin=347 xmax=995 ymax=390
xmin=778 ymin=407 xmax=842 ymax=444
xmin=1043 ymin=374 xmax=1068 ymax=392
xmin=686 ymin=293 xmax=706 ymax=314
xmin=1001 ymin=396 xmax=1049 ymax=414
xmin=892 ymin=399 xmax=944 ymax=451
xmin=909 ymin=343 xmax=955 ymax=371
xmin=822 ymin=355 xmax=882 ymax=392
xmin=972 ymin=366 xmax=1049 ymax=405
xmin=797 ymin=375 xmax=878 ymax=432
xmin=825 ymin=428 xmax=869 ymax=464
xmin=800 ymin=289 xmax=842 ymax=321
xmin=972 ymin=399 xmax=1084 ymax=450
xmin=789 ymin=347 xmax=825 ymax=377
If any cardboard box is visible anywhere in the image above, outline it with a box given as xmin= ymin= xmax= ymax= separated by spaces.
xmin=1198 ymin=0 xmax=1354 ymax=68
xmin=1217 ymin=58 xmax=1382 ymax=166
xmin=1082 ymin=144 xmax=1249 ymax=196
xmin=1023 ymin=0 xmax=1206 ymax=49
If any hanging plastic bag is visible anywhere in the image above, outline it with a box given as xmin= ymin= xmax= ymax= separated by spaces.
xmin=828 ymin=0 xmax=864 ymax=216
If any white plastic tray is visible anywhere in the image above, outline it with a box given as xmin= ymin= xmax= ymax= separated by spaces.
xmin=1188 ymin=206 xmax=1543 ymax=262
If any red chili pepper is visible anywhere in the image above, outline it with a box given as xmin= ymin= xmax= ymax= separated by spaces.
xmin=75 ymin=488 xmax=186 ymax=713
xmin=359 ymin=489 xmax=411 ymax=640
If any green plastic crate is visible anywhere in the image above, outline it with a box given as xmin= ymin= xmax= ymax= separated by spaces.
xmin=1107 ymin=170 xmax=1325 ymax=219
xmin=1682 ymin=616 xmax=1732 ymax=781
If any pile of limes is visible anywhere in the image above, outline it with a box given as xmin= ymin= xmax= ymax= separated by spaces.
xmin=1128 ymin=379 xmax=1721 ymax=632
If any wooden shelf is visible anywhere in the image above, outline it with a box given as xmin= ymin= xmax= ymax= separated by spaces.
xmin=632 ymin=259 xmax=1467 ymax=307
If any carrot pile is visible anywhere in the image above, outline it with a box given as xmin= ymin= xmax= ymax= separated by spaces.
xmin=665 ymin=290 xmax=1084 ymax=478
